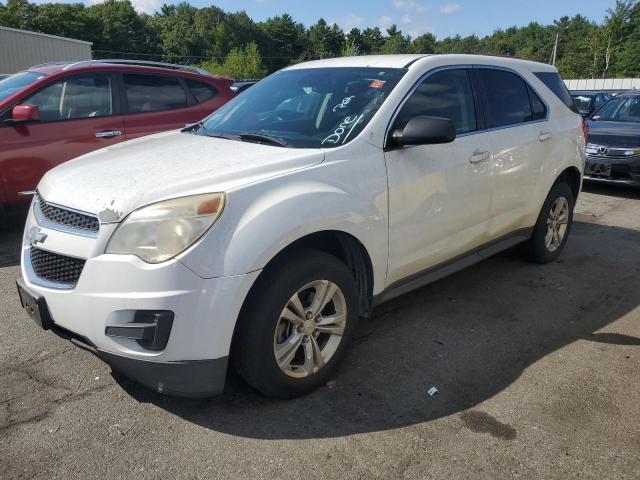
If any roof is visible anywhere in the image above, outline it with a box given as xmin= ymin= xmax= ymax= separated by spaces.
xmin=286 ymin=54 xmax=557 ymax=72
xmin=0 ymin=26 xmax=92 ymax=46
xmin=26 ymin=60 xmax=233 ymax=82
xmin=285 ymin=55 xmax=430 ymax=70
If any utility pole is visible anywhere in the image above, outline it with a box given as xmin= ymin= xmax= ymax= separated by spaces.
xmin=550 ymin=32 xmax=559 ymax=66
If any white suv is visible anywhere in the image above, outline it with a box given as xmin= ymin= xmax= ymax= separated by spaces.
xmin=17 ymin=55 xmax=585 ymax=398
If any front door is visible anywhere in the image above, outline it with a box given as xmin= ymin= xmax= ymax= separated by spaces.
xmin=0 ymin=73 xmax=124 ymax=206
xmin=384 ymin=68 xmax=493 ymax=286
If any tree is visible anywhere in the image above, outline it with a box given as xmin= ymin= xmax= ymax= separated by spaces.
xmin=345 ymin=28 xmax=365 ymax=54
xmin=1 ymin=0 xmax=639 ymax=79
xmin=0 ymin=0 xmax=37 ymax=29
xmin=87 ymin=0 xmax=158 ymax=58
xmin=201 ymin=42 xmax=265 ymax=79
xmin=259 ymin=14 xmax=307 ymax=71
xmin=411 ymin=33 xmax=436 ymax=53
xmin=361 ymin=27 xmax=385 ymax=54
xmin=379 ymin=25 xmax=411 ymax=54
xmin=306 ymin=18 xmax=344 ymax=59
xmin=617 ymin=2 xmax=640 ymax=75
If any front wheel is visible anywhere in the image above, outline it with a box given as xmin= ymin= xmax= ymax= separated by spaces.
xmin=233 ymin=249 xmax=359 ymax=398
xmin=521 ymin=181 xmax=575 ymax=263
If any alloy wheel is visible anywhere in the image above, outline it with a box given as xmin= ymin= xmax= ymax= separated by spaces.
xmin=545 ymin=196 xmax=569 ymax=252
xmin=273 ymin=280 xmax=347 ymax=378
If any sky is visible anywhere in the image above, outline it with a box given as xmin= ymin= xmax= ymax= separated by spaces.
xmin=75 ymin=0 xmax=617 ymax=39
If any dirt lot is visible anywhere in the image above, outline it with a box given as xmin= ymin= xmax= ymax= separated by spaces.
xmin=1 ymin=184 xmax=639 ymax=480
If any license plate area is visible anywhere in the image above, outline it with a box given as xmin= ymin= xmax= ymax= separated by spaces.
xmin=16 ymin=279 xmax=53 ymax=330
xmin=585 ymin=161 xmax=612 ymax=177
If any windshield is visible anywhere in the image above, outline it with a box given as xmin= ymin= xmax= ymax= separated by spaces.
xmin=195 ymin=67 xmax=406 ymax=148
xmin=572 ymin=94 xmax=594 ymax=111
xmin=592 ymin=95 xmax=640 ymax=123
xmin=0 ymin=71 xmax=47 ymax=101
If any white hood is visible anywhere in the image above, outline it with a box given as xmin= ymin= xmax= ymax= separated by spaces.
xmin=38 ymin=130 xmax=324 ymax=222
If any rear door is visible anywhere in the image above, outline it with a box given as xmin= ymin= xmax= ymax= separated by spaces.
xmin=119 ymin=73 xmax=205 ymax=140
xmin=0 ymin=72 xmax=124 ymax=205
xmin=473 ymin=67 xmax=551 ymax=239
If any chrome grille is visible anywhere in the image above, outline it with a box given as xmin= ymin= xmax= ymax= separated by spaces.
xmin=30 ymin=247 xmax=85 ymax=287
xmin=36 ymin=193 xmax=99 ymax=233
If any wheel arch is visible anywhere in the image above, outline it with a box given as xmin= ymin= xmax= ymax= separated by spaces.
xmin=555 ymin=165 xmax=582 ymax=201
xmin=251 ymin=230 xmax=374 ymax=318
xmin=229 ymin=229 xmax=376 ymax=363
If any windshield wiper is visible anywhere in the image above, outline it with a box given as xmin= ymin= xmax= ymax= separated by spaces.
xmin=238 ymin=132 xmax=290 ymax=147
xmin=187 ymin=121 xmax=239 ymax=141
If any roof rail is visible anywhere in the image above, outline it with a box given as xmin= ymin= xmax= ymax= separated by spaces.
xmin=61 ymin=59 xmax=210 ymax=75
xmin=31 ymin=61 xmax=75 ymax=69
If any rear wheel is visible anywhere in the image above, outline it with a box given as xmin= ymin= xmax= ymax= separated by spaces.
xmin=233 ymin=249 xmax=358 ymax=398
xmin=521 ymin=181 xmax=575 ymax=263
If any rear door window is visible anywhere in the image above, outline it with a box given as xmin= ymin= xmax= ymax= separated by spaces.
xmin=476 ymin=69 xmax=533 ymax=128
xmin=534 ymin=71 xmax=578 ymax=113
xmin=395 ymin=69 xmax=477 ymax=134
xmin=185 ymin=79 xmax=218 ymax=103
xmin=23 ymin=74 xmax=113 ymax=122
xmin=123 ymin=74 xmax=188 ymax=113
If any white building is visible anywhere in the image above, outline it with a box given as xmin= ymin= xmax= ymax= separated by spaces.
xmin=0 ymin=26 xmax=92 ymax=74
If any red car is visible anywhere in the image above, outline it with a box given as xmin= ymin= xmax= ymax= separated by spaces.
xmin=0 ymin=60 xmax=234 ymax=214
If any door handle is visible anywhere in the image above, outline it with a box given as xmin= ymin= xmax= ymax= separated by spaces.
xmin=538 ymin=131 xmax=553 ymax=142
xmin=95 ymin=130 xmax=122 ymax=139
xmin=469 ymin=150 xmax=490 ymax=163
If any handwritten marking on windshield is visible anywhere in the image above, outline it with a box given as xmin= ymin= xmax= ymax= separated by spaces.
xmin=332 ymin=96 xmax=355 ymax=112
xmin=322 ymin=114 xmax=364 ymax=145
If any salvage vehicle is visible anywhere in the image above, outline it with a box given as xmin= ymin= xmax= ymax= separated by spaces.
xmin=570 ymin=90 xmax=613 ymax=118
xmin=0 ymin=60 xmax=234 ymax=215
xmin=17 ymin=54 xmax=585 ymax=398
xmin=584 ymin=90 xmax=640 ymax=187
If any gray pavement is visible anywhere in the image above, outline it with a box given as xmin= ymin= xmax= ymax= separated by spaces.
xmin=1 ymin=183 xmax=639 ymax=480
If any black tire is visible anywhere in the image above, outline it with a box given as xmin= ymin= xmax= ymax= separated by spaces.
xmin=521 ymin=181 xmax=575 ymax=264
xmin=233 ymin=248 xmax=359 ymax=398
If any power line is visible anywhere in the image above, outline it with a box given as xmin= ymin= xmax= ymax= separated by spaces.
xmin=92 ymin=49 xmax=301 ymax=60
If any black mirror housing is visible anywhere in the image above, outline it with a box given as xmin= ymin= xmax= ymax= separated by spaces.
xmin=392 ymin=115 xmax=456 ymax=147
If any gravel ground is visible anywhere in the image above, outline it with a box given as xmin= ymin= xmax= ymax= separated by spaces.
xmin=1 ymin=183 xmax=639 ymax=480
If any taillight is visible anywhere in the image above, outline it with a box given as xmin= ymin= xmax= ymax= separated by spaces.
xmin=582 ymin=119 xmax=589 ymax=142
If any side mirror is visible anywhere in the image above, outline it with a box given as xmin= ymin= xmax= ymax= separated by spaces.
xmin=11 ymin=104 xmax=39 ymax=123
xmin=391 ymin=115 xmax=456 ymax=147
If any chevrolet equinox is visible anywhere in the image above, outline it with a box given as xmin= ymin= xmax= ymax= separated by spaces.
xmin=17 ymin=55 xmax=585 ymax=398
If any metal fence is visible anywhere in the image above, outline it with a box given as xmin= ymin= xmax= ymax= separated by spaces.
xmin=564 ymin=78 xmax=640 ymax=91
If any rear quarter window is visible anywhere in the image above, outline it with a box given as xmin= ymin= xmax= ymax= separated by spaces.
xmin=534 ymin=72 xmax=579 ymax=113
xmin=185 ymin=79 xmax=218 ymax=103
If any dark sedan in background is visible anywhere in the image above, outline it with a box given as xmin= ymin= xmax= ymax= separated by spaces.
xmin=570 ymin=90 xmax=614 ymax=118
xmin=585 ymin=90 xmax=640 ymax=187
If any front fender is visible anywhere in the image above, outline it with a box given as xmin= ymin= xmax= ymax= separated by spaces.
xmin=179 ymin=151 xmax=389 ymax=294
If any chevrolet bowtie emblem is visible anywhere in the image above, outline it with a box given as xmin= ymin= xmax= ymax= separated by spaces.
xmin=28 ymin=226 xmax=47 ymax=246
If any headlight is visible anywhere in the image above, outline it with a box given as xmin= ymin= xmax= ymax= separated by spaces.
xmin=105 ymin=193 xmax=225 ymax=264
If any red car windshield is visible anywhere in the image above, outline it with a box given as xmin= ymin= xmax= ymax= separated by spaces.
xmin=0 ymin=71 xmax=47 ymax=101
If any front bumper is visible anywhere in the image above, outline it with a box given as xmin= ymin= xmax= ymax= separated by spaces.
xmin=19 ymin=204 xmax=260 ymax=397
xmin=584 ymin=154 xmax=640 ymax=187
